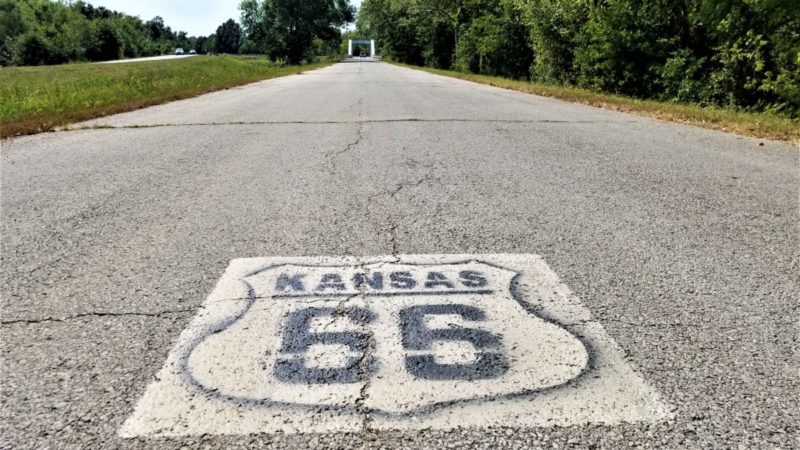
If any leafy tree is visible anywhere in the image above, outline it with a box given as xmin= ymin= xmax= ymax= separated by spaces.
xmin=195 ymin=35 xmax=209 ymax=53
xmin=175 ymin=31 xmax=190 ymax=49
xmin=0 ymin=0 xmax=29 ymax=43
xmin=417 ymin=0 xmax=463 ymax=66
xmin=0 ymin=0 xmax=29 ymax=65
xmin=15 ymin=32 xmax=65 ymax=65
xmin=3 ymin=1 xmax=211 ymax=65
xmin=358 ymin=0 xmax=424 ymax=64
xmin=360 ymin=0 xmax=799 ymax=116
xmin=455 ymin=0 xmax=532 ymax=78
xmin=696 ymin=0 xmax=800 ymax=112
xmin=85 ymin=20 xmax=122 ymax=61
xmin=240 ymin=0 xmax=355 ymax=63
xmin=15 ymin=33 xmax=49 ymax=65
xmin=517 ymin=0 xmax=588 ymax=84
xmin=145 ymin=16 xmax=174 ymax=42
xmin=206 ymin=34 xmax=218 ymax=54
xmin=215 ymin=18 xmax=242 ymax=53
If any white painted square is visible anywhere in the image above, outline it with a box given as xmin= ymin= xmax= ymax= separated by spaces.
xmin=121 ymin=254 xmax=672 ymax=437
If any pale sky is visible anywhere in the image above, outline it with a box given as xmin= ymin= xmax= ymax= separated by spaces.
xmin=93 ymin=0 xmax=362 ymax=37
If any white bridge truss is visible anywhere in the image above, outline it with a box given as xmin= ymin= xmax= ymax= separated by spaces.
xmin=348 ymin=39 xmax=376 ymax=57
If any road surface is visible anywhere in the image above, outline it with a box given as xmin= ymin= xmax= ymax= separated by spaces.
xmin=100 ymin=54 xmax=197 ymax=64
xmin=1 ymin=60 xmax=797 ymax=448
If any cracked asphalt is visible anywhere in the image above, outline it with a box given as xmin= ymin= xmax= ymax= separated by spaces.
xmin=1 ymin=60 xmax=798 ymax=449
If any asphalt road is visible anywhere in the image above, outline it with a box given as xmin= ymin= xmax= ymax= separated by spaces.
xmin=100 ymin=54 xmax=197 ymax=64
xmin=1 ymin=60 xmax=798 ymax=449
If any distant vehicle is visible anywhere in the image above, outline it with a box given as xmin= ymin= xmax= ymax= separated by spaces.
xmin=175 ymin=48 xmax=184 ymax=55
xmin=189 ymin=49 xmax=197 ymax=54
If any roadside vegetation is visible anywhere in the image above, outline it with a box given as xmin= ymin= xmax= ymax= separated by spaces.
xmin=0 ymin=56 xmax=333 ymax=138
xmin=1 ymin=0 xmax=357 ymax=138
xmin=3 ymin=0 xmax=208 ymax=65
xmin=360 ymin=0 xmax=800 ymax=135
xmin=2 ymin=0 xmax=272 ymax=66
xmin=239 ymin=0 xmax=355 ymax=64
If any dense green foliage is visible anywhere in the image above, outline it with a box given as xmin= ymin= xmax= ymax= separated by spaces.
xmin=0 ymin=0 xmax=244 ymax=66
xmin=360 ymin=0 xmax=800 ymax=115
xmin=216 ymin=19 xmax=243 ymax=54
xmin=0 ymin=55 xmax=333 ymax=136
xmin=239 ymin=0 xmax=355 ymax=64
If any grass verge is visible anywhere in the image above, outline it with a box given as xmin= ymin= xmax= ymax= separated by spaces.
xmin=390 ymin=62 xmax=800 ymax=146
xmin=1 ymin=55 xmax=334 ymax=138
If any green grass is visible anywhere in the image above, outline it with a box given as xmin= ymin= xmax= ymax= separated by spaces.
xmin=0 ymin=55 xmax=334 ymax=138
xmin=391 ymin=62 xmax=800 ymax=146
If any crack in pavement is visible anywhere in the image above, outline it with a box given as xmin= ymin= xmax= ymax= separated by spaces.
xmin=322 ymin=122 xmax=364 ymax=172
xmin=364 ymin=167 xmax=441 ymax=258
xmin=387 ymin=172 xmax=438 ymax=200
xmin=386 ymin=222 xmax=400 ymax=257
xmin=541 ymin=315 xmax=776 ymax=331
xmin=62 ymin=117 xmax=633 ymax=132
xmin=353 ymin=261 xmax=376 ymax=435
xmin=322 ymin=293 xmax=360 ymax=329
xmin=0 ymin=308 xmax=195 ymax=325
xmin=355 ymin=326 xmax=376 ymax=435
xmin=596 ymin=318 xmax=778 ymax=330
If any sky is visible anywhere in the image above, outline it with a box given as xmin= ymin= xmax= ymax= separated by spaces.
xmin=94 ymin=0 xmax=362 ymax=37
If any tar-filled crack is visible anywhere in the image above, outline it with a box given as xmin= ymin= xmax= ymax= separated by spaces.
xmin=355 ymin=325 xmax=376 ymax=433
xmin=367 ymin=169 xmax=438 ymax=259
xmin=64 ymin=117 xmax=630 ymax=131
xmin=353 ymin=261 xmax=377 ymax=434
xmin=321 ymin=122 xmax=363 ymax=177
xmin=323 ymin=293 xmax=359 ymax=329
xmin=0 ymin=308 xmax=195 ymax=325
xmin=387 ymin=222 xmax=400 ymax=257
xmin=597 ymin=318 xmax=727 ymax=329
xmin=387 ymin=172 xmax=437 ymax=199
xmin=538 ymin=315 xmax=743 ymax=330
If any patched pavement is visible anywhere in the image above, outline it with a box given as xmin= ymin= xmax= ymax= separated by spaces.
xmin=1 ymin=61 xmax=797 ymax=449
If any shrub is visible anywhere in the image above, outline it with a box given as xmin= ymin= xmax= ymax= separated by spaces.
xmin=85 ymin=21 xmax=123 ymax=61
xmin=15 ymin=33 xmax=67 ymax=66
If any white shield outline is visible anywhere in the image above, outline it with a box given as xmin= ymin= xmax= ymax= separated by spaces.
xmin=175 ymin=259 xmax=594 ymax=416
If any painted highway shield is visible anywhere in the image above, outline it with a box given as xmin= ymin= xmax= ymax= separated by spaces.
xmin=121 ymin=255 xmax=671 ymax=437
xmin=183 ymin=260 xmax=589 ymax=414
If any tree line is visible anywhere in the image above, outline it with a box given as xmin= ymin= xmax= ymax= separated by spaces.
xmin=358 ymin=0 xmax=800 ymax=116
xmin=0 ymin=0 xmax=248 ymax=66
xmin=239 ymin=0 xmax=355 ymax=64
